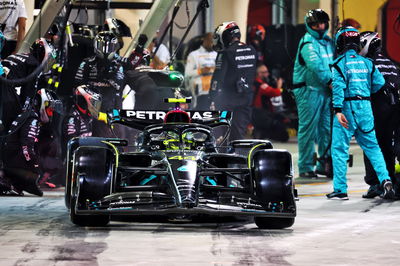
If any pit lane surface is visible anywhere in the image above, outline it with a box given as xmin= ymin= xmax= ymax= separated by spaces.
xmin=1 ymin=141 xmax=399 ymax=266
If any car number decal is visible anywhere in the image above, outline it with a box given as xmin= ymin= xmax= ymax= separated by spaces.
xmin=168 ymin=155 xmax=196 ymax=161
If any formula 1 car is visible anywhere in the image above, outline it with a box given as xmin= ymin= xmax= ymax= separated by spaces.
xmin=65 ymin=85 xmax=296 ymax=229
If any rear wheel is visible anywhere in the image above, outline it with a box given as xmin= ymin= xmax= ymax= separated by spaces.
xmin=254 ymin=217 xmax=295 ymax=229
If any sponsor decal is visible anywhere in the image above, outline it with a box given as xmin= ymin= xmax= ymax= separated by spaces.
xmin=177 ymin=165 xmax=189 ymax=172
xmin=124 ymin=110 xmax=215 ymax=120
xmin=22 ymin=146 xmax=31 ymax=161
xmin=344 ymin=31 xmax=358 ymax=37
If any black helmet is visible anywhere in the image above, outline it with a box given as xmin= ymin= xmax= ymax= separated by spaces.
xmin=213 ymin=21 xmax=241 ymax=51
xmin=30 ymin=38 xmax=48 ymax=62
xmin=94 ymin=31 xmax=120 ymax=60
xmin=359 ymin=31 xmax=381 ymax=57
xmin=47 ymin=23 xmax=60 ymax=36
xmin=335 ymin=26 xmax=360 ymax=55
xmin=74 ymin=85 xmax=102 ymax=117
xmin=305 ymin=9 xmax=329 ymax=38
xmin=305 ymin=9 xmax=330 ymax=26
xmin=103 ymin=18 xmax=132 ymax=38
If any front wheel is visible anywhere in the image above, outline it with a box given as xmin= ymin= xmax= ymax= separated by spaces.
xmin=254 ymin=217 xmax=295 ymax=229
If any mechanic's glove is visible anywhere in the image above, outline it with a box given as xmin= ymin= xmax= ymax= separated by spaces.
xmin=135 ymin=34 xmax=148 ymax=54
xmin=98 ymin=109 xmax=121 ymax=125
xmin=128 ymin=51 xmax=144 ymax=70
xmin=98 ymin=112 xmax=109 ymax=124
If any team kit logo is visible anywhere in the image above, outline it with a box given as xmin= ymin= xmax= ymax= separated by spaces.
xmin=122 ymin=110 xmax=218 ymax=120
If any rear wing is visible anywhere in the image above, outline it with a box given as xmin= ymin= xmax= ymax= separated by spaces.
xmin=107 ymin=109 xmax=232 ymax=130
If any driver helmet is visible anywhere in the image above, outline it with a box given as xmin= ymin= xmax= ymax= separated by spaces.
xmin=182 ymin=132 xmax=195 ymax=150
xmin=74 ymin=85 xmax=102 ymax=117
xmin=335 ymin=26 xmax=360 ymax=55
xmin=213 ymin=21 xmax=241 ymax=51
xmin=305 ymin=9 xmax=330 ymax=39
xmin=163 ymin=133 xmax=179 ymax=150
xmin=164 ymin=109 xmax=191 ymax=123
xmin=94 ymin=31 xmax=120 ymax=60
xmin=359 ymin=31 xmax=381 ymax=57
xmin=34 ymin=89 xmax=59 ymax=123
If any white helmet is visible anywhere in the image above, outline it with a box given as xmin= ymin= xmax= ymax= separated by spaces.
xmin=35 ymin=89 xmax=59 ymax=123
xmin=213 ymin=21 xmax=241 ymax=51
xmin=74 ymin=85 xmax=102 ymax=117
xmin=359 ymin=31 xmax=381 ymax=57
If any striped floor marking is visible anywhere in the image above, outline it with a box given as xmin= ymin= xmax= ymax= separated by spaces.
xmin=300 ymin=189 xmax=367 ymax=197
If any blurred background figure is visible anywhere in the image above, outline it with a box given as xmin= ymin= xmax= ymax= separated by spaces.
xmin=0 ymin=0 xmax=27 ymax=58
xmin=247 ymin=24 xmax=266 ymax=63
xmin=148 ymin=30 xmax=170 ymax=69
xmin=292 ymin=9 xmax=334 ymax=178
xmin=252 ymin=63 xmax=289 ymax=142
xmin=341 ymin=18 xmax=362 ymax=30
xmin=184 ymin=32 xmax=217 ymax=110
xmin=359 ymin=31 xmax=400 ymax=199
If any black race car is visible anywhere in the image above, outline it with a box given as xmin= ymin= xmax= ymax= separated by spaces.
xmin=65 ymin=101 xmax=297 ymax=229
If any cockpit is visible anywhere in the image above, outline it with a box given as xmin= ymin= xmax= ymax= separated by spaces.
xmin=138 ymin=124 xmax=214 ymax=151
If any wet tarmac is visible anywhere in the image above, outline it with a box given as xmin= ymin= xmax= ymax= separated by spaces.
xmin=1 ymin=141 xmax=399 ymax=265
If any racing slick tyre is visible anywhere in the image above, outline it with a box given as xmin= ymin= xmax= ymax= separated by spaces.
xmin=69 ymin=146 xmax=114 ymax=226
xmin=65 ymin=137 xmax=114 ymax=209
xmin=252 ymin=149 xmax=296 ymax=229
xmin=254 ymin=217 xmax=295 ymax=229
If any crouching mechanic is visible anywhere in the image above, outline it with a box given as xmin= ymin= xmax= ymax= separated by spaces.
xmin=327 ymin=26 xmax=395 ymax=200
xmin=1 ymin=89 xmax=59 ymax=196
xmin=60 ymin=85 xmax=102 ymax=185
xmin=61 ymin=85 xmax=102 ymax=156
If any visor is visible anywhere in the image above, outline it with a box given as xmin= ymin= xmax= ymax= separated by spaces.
xmin=45 ymin=99 xmax=63 ymax=115
xmin=88 ymin=95 xmax=102 ymax=117
xmin=94 ymin=39 xmax=119 ymax=55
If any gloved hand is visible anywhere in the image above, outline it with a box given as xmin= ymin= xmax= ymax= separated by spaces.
xmin=98 ymin=109 xmax=120 ymax=125
xmin=135 ymin=34 xmax=148 ymax=54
